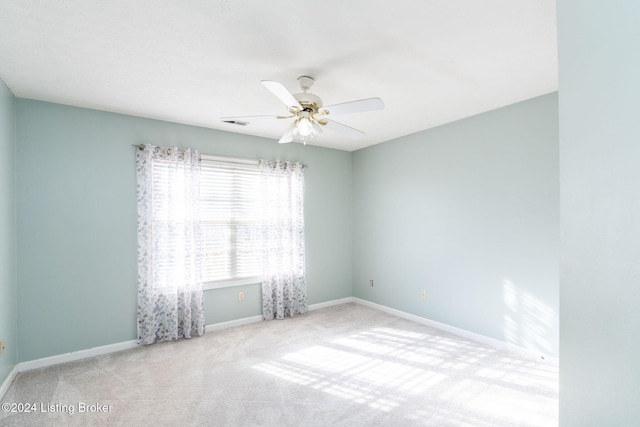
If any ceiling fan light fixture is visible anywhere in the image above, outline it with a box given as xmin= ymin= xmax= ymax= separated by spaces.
xmin=292 ymin=128 xmax=317 ymax=144
xmin=297 ymin=115 xmax=313 ymax=136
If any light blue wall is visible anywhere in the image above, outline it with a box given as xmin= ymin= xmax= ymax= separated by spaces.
xmin=0 ymin=80 xmax=17 ymax=384
xmin=14 ymin=92 xmax=560 ymax=364
xmin=16 ymin=100 xmax=352 ymax=362
xmin=353 ymin=93 xmax=559 ymax=357
xmin=558 ymin=1 xmax=640 ymax=425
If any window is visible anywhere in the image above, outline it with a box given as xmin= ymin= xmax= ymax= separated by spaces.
xmin=144 ymin=151 xmax=305 ymax=291
xmin=200 ymin=156 xmax=262 ymax=289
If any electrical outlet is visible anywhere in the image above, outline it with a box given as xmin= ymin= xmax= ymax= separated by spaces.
xmin=238 ymin=292 xmax=245 ymax=302
xmin=0 ymin=339 xmax=5 ymax=355
xmin=369 ymin=280 xmax=374 ymax=287
xmin=420 ymin=290 xmax=426 ymax=300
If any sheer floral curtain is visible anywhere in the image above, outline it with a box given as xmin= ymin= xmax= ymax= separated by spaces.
xmin=259 ymin=160 xmax=308 ymax=320
xmin=136 ymin=144 xmax=205 ymax=345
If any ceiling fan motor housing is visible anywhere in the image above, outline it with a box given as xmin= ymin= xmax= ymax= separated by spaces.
xmin=294 ymin=92 xmax=323 ymax=113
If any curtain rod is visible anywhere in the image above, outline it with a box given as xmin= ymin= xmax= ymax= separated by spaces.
xmin=131 ymin=144 xmax=308 ymax=168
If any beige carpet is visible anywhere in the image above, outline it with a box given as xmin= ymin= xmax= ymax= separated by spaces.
xmin=0 ymin=303 xmax=558 ymax=426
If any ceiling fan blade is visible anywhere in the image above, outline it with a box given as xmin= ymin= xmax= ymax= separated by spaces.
xmin=322 ymin=119 xmax=364 ymax=140
xmin=321 ymin=97 xmax=385 ymax=116
xmin=277 ymin=121 xmax=297 ymax=144
xmin=279 ymin=133 xmax=294 ymax=144
xmin=262 ymin=80 xmax=303 ymax=110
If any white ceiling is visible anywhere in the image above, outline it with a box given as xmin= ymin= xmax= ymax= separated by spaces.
xmin=0 ymin=0 xmax=557 ymax=151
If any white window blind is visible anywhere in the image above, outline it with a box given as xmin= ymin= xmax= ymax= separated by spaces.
xmin=200 ymin=158 xmax=261 ymax=287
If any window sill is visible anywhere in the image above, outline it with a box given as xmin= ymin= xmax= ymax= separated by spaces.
xmin=203 ymin=277 xmax=261 ymax=290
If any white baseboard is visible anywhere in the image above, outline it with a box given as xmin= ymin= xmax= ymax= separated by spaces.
xmin=205 ymin=314 xmax=264 ymax=331
xmin=352 ymin=297 xmax=558 ymax=365
xmin=0 ymin=365 xmax=19 ymax=401
xmin=309 ymin=297 xmax=354 ymax=311
xmin=11 ymin=295 xmax=555 ymax=382
xmin=18 ymin=314 xmax=269 ymax=372
xmin=15 ymin=297 xmax=355 ymax=375
xmin=206 ymin=296 xmax=355 ymax=330
xmin=19 ymin=340 xmax=139 ymax=372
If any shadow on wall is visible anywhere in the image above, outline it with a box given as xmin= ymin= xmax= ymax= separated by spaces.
xmin=503 ymin=279 xmax=557 ymax=357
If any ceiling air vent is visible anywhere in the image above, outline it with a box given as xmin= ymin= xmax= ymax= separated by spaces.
xmin=222 ymin=120 xmax=249 ymax=126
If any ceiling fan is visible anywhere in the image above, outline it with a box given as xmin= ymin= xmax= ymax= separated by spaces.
xmin=221 ymin=76 xmax=384 ymax=144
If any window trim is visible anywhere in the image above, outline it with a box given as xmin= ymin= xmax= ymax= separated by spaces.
xmin=203 ymin=276 xmax=261 ymax=290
